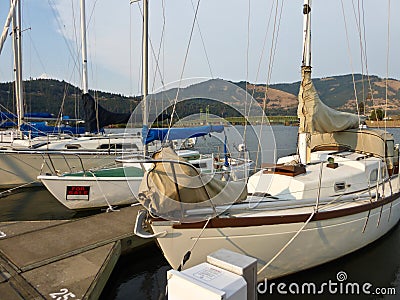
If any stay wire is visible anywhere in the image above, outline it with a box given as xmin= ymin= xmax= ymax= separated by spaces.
xmin=384 ymin=0 xmax=391 ymax=132
xmin=255 ymin=0 xmax=284 ymax=170
xmin=340 ymin=0 xmax=361 ymax=126
xmin=166 ymin=0 xmax=202 ymax=141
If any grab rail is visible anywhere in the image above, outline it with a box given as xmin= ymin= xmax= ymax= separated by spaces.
xmin=41 ymin=152 xmax=86 ymax=175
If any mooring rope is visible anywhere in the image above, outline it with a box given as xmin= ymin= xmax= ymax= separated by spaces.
xmin=0 ymin=181 xmax=39 ymax=198
xmin=177 ymin=217 xmax=211 ymax=271
xmin=88 ymin=170 xmax=119 ymax=213
xmin=257 ymin=209 xmax=315 ymax=276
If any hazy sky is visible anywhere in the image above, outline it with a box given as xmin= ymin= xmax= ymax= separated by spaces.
xmin=0 ymin=0 xmax=398 ymax=96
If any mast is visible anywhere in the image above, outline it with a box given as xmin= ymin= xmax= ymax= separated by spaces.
xmin=298 ymin=0 xmax=312 ymax=164
xmin=12 ymin=0 xmax=24 ymax=137
xmin=80 ymin=0 xmax=89 ymax=94
xmin=142 ymin=0 xmax=149 ymax=156
xmin=302 ymin=0 xmax=311 ymax=68
xmin=130 ymin=0 xmax=148 ymax=155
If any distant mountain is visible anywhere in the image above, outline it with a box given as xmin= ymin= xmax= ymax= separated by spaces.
xmin=247 ymin=74 xmax=400 ymax=115
xmin=0 ymin=75 xmax=399 ymax=121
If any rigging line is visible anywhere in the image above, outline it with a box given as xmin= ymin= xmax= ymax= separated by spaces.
xmin=166 ymin=0 xmax=202 ymax=138
xmin=135 ymin=2 xmax=167 ymax=98
xmin=85 ymin=0 xmax=100 ymax=29
xmin=244 ymin=0 xmax=274 ymax=143
xmin=71 ymin=0 xmax=80 ymax=121
xmin=351 ymin=0 xmax=365 ymax=114
xmin=349 ymin=0 xmax=367 ymax=153
xmin=24 ymin=31 xmax=47 ymax=74
xmin=255 ymin=0 xmax=283 ymax=170
xmin=50 ymin=0 xmax=83 ymax=120
xmin=190 ymin=0 xmax=213 ymax=79
xmin=136 ymin=1 xmax=167 ymax=89
xmin=242 ymin=0 xmax=276 ymax=147
xmin=151 ymin=0 xmax=167 ymax=122
xmin=250 ymin=1 xmax=276 ymax=93
xmin=340 ymin=0 xmax=361 ymax=126
xmin=384 ymin=0 xmax=391 ymax=131
xmin=151 ymin=0 xmax=166 ymax=93
xmin=161 ymin=0 xmax=166 ymax=119
xmin=47 ymin=1 xmax=80 ymax=78
xmin=359 ymin=0 xmax=376 ymax=123
xmin=90 ymin=6 xmax=100 ymax=133
xmin=265 ymin=0 xmax=284 ymax=90
xmin=244 ymin=0 xmax=251 ymax=141
xmin=137 ymin=1 xmax=173 ymax=126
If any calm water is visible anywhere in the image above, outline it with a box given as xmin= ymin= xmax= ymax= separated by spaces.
xmin=1 ymin=126 xmax=399 ymax=299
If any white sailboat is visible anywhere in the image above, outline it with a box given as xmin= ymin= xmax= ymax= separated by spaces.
xmin=133 ymin=1 xmax=400 ymax=281
xmin=38 ymin=127 xmax=253 ymax=210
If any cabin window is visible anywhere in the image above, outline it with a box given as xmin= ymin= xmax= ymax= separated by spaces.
xmin=66 ymin=144 xmax=81 ymax=149
xmin=192 ymin=162 xmax=207 ymax=169
xmin=370 ymin=169 xmax=378 ymax=183
xmin=97 ymin=143 xmax=123 ymax=149
xmin=183 ymin=154 xmax=201 ymax=160
xmin=334 ymin=182 xmax=346 ymax=192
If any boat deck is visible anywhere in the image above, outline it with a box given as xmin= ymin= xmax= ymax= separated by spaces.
xmin=63 ymin=166 xmax=144 ymax=177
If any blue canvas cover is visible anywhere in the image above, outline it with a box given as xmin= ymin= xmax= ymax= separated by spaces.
xmin=143 ymin=125 xmax=224 ymax=145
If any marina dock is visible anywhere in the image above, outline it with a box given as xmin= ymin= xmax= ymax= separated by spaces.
xmin=0 ymin=205 xmax=152 ymax=299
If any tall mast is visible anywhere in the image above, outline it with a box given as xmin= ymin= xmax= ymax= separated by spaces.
xmin=80 ymin=0 xmax=89 ymax=94
xmin=302 ymin=0 xmax=311 ymax=68
xmin=130 ymin=0 xmax=148 ymax=155
xmin=142 ymin=0 xmax=149 ymax=156
xmin=298 ymin=0 xmax=312 ymax=164
xmin=12 ymin=0 xmax=24 ymax=137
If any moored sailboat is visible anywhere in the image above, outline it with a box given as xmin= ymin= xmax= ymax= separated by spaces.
xmin=38 ymin=124 xmax=253 ymax=210
xmin=133 ymin=1 xmax=400 ymax=281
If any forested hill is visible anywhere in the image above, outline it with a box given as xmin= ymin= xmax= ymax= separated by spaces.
xmin=0 ymin=74 xmax=399 ymax=119
xmin=0 ymin=79 xmax=140 ymax=119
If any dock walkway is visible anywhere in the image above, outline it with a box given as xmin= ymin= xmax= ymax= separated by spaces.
xmin=0 ymin=205 xmax=152 ymax=299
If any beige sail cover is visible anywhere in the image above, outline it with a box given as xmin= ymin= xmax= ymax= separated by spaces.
xmin=297 ymin=66 xmax=360 ymax=133
xmin=138 ymin=147 xmax=247 ymax=222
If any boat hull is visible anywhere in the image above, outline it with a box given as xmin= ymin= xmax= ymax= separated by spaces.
xmin=39 ymin=174 xmax=141 ymax=210
xmin=150 ymin=196 xmax=400 ymax=280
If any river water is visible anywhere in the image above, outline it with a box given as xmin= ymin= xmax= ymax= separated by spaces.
xmin=0 ymin=125 xmax=399 ymax=299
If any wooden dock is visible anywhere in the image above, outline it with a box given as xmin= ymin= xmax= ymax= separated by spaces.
xmin=0 ymin=205 xmax=153 ymax=300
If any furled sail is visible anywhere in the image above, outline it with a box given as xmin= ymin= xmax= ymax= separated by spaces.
xmin=297 ymin=66 xmax=361 ymax=133
xmin=83 ymin=93 xmax=131 ymax=132
xmin=138 ymin=146 xmax=247 ymax=222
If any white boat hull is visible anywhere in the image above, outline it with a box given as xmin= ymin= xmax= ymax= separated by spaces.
xmin=150 ymin=195 xmax=400 ymax=280
xmin=39 ymin=174 xmax=141 ymax=210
